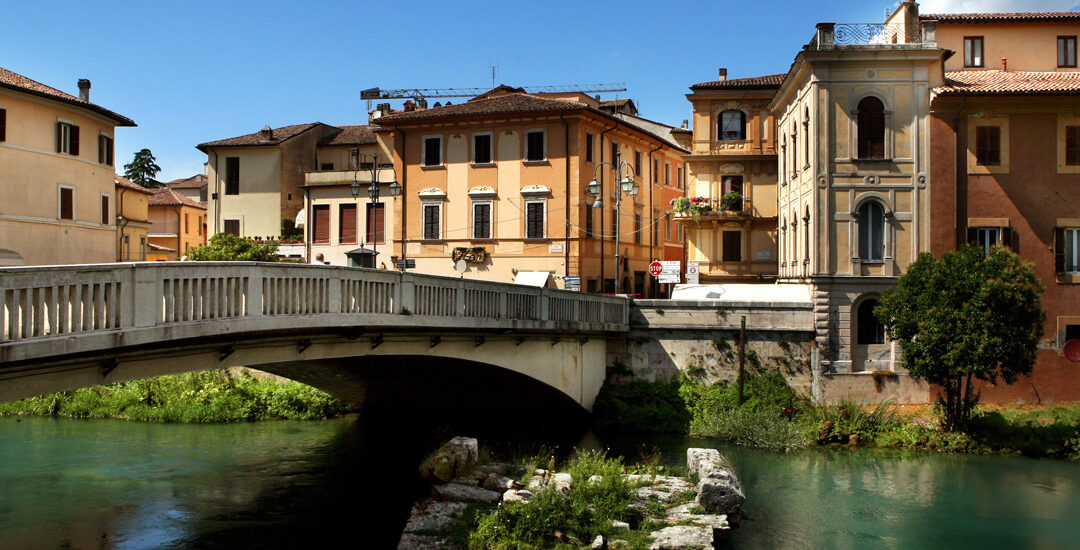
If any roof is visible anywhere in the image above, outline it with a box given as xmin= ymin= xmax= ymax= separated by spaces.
xmin=166 ymin=174 xmax=207 ymax=189
xmin=671 ymin=127 xmax=692 ymax=135
xmin=0 ymin=67 xmax=135 ymax=126
xmin=599 ymin=98 xmax=635 ymax=108
xmin=115 ymin=175 xmax=154 ymax=194
xmin=321 ymin=125 xmax=379 ymax=146
xmin=196 ymin=122 xmax=321 ymax=151
xmin=934 ymin=70 xmax=1080 ymax=96
xmin=690 ymin=73 xmax=786 ymax=91
xmin=149 ymin=187 xmax=207 ymax=209
xmin=922 ymin=12 xmax=1080 ymax=23
xmin=608 ymin=112 xmax=686 ymax=150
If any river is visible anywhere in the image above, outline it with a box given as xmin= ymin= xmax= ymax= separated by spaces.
xmin=2 ymin=414 xmax=1079 ymax=549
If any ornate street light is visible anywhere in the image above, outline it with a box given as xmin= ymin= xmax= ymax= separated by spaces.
xmin=351 ymin=148 xmax=401 ymax=267
xmin=586 ymin=150 xmax=638 ymax=294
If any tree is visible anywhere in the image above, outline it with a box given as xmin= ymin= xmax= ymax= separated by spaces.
xmin=876 ymin=245 xmax=1044 ymax=431
xmin=124 ymin=148 xmax=162 ymax=188
xmin=188 ymin=234 xmax=280 ymax=262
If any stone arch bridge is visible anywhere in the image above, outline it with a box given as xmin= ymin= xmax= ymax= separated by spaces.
xmin=0 ymin=263 xmax=628 ymax=411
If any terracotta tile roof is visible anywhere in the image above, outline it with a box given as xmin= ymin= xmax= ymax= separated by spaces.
xmin=321 ymin=125 xmax=379 ymax=146
xmin=115 ymin=175 xmax=154 ymax=194
xmin=374 ymin=93 xmax=591 ymax=123
xmin=934 ymin=70 xmax=1080 ymax=96
xmin=149 ymin=187 xmax=207 ymax=209
xmin=922 ymin=12 xmax=1080 ymax=23
xmin=166 ymin=174 xmax=207 ymax=189
xmin=196 ymin=122 xmax=321 ymax=151
xmin=690 ymin=73 xmax=786 ymax=91
xmin=0 ymin=67 xmax=135 ymax=126
xmin=671 ymin=127 xmax=692 ymax=134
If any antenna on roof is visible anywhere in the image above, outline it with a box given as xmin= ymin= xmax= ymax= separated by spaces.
xmin=490 ymin=64 xmax=497 ymax=87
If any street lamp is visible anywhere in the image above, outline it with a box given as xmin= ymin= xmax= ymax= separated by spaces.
xmin=351 ymin=148 xmax=401 ymax=267
xmin=587 ymin=150 xmax=638 ymax=294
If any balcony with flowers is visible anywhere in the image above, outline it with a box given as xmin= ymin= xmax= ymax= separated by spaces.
xmin=670 ymin=192 xmax=750 ymax=223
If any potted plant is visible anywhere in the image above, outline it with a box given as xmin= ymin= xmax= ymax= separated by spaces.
xmin=670 ymin=196 xmax=712 ymax=222
xmin=721 ymin=191 xmax=743 ymax=213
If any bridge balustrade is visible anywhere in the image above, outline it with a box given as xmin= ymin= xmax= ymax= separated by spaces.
xmin=0 ymin=263 xmax=629 ymax=346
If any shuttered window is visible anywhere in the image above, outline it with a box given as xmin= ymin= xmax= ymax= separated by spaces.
xmin=224 ymin=219 xmax=240 ymax=236
xmin=525 ymin=131 xmax=545 ymax=161
xmin=722 ymin=231 xmax=742 ymax=262
xmin=585 ymin=132 xmax=594 ymax=163
xmin=719 ymin=110 xmax=746 ymax=140
xmin=225 ymin=157 xmax=240 ymax=195
xmin=366 ymin=203 xmax=384 ymax=244
xmin=100 ymin=195 xmax=110 ymax=225
xmin=976 ymin=126 xmax=1001 ymax=166
xmin=312 ymin=205 xmax=330 ymax=243
xmin=584 ymin=204 xmax=594 ymax=239
xmin=526 ymin=201 xmax=545 ymax=239
xmin=98 ymin=135 xmax=114 ymax=166
xmin=634 ymin=213 xmax=642 ymax=244
xmin=473 ymin=202 xmax=491 ymax=239
xmin=338 ymin=204 xmax=357 ymax=244
xmin=423 ymin=137 xmax=441 ymax=166
xmin=59 ymin=187 xmax=73 ymax=220
xmin=1067 ymin=127 xmax=1080 ymax=165
xmin=56 ymin=122 xmax=79 ymax=155
xmin=858 ymin=201 xmax=885 ymax=261
xmin=474 ymin=134 xmax=492 ymax=164
xmin=423 ymin=204 xmax=440 ymax=240
xmin=1058 ymin=227 xmax=1080 ymax=274
xmin=0 ymin=108 xmax=6 ymax=142
xmin=857 ymin=97 xmax=885 ymax=159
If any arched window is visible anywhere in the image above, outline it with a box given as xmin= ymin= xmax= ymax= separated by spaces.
xmin=780 ymin=216 xmax=787 ymax=266
xmin=857 ymin=299 xmax=885 ymax=345
xmin=803 ymin=206 xmax=811 ymax=266
xmin=803 ymin=107 xmax=811 ymax=167
xmin=858 ymin=201 xmax=885 ymax=261
xmin=857 ymin=97 xmax=885 ymax=159
xmin=719 ymin=110 xmax=746 ymax=140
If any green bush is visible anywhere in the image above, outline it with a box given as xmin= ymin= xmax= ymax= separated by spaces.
xmin=592 ymin=380 xmax=689 ymax=433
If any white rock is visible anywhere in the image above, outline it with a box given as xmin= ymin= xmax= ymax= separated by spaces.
xmin=501 ymin=489 xmax=534 ymax=504
xmin=402 ymin=500 xmax=468 ymax=533
xmin=611 ymin=520 xmax=630 ymax=530
xmin=648 ymin=525 xmax=713 ymax=550
xmin=482 ymin=473 xmax=517 ymax=491
xmin=590 ymin=534 xmax=606 ymax=549
xmin=434 ymin=482 xmax=502 ymax=504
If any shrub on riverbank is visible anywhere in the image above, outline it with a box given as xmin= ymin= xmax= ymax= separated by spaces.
xmin=0 ymin=370 xmax=348 ymax=422
xmin=593 ymin=380 xmax=689 ymax=433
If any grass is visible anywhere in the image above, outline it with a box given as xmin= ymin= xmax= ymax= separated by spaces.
xmin=0 ymin=369 xmax=349 ymax=422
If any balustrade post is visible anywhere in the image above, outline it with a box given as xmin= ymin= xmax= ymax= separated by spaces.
xmin=499 ymin=290 xmax=508 ymax=319
xmin=456 ymin=280 xmax=466 ymax=317
xmin=327 ymin=269 xmax=342 ymax=313
xmin=538 ymin=288 xmax=548 ymax=321
xmin=132 ymin=264 xmax=159 ymax=328
xmin=247 ymin=270 xmax=264 ymax=317
xmin=398 ymin=272 xmax=415 ymax=314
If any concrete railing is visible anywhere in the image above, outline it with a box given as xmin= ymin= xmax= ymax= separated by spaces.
xmin=0 ymin=262 xmax=629 ymax=346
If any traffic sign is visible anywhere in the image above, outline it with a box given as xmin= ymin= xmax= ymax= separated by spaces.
xmin=649 ymin=261 xmax=664 ymax=276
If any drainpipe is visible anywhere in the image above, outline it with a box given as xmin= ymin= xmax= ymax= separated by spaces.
xmin=117 ymin=187 xmax=128 ymax=261
xmin=598 ymin=121 xmax=618 ymax=291
xmin=646 ymin=140 xmax=663 ymax=296
xmin=561 ymin=114 xmax=571 ymax=284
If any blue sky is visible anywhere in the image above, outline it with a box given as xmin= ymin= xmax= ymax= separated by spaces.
xmin=4 ymin=0 xmax=1077 ymax=181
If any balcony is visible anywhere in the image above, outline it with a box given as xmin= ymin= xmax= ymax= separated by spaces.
xmin=304 ymin=169 xmax=378 ymax=186
xmin=809 ymin=21 xmax=932 ymax=50
xmin=691 ymin=139 xmax=755 ymax=156
xmin=670 ymin=195 xmax=752 ymax=223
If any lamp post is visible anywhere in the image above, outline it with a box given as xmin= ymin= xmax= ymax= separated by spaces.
xmin=587 ymin=150 xmax=638 ymax=294
xmin=351 ymin=148 xmax=401 ymax=268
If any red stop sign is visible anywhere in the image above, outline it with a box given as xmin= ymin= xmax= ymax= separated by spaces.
xmin=649 ymin=261 xmax=663 ymax=276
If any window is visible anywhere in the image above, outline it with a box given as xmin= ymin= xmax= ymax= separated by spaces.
xmin=664 ymin=162 xmax=671 ymax=186
xmin=634 ymin=212 xmax=642 ymax=244
xmin=366 ymin=203 xmax=384 ymax=244
xmin=1057 ymin=227 xmax=1080 ymax=273
xmin=780 ymin=137 xmax=787 ymax=182
xmin=223 ymin=219 xmax=240 ymax=236
xmin=804 ymin=208 xmax=811 ymax=264
xmin=1059 ymin=36 xmax=1077 ymax=68
xmin=585 ymin=204 xmax=594 ymax=239
xmin=803 ymin=107 xmax=810 ymax=167
xmin=634 ymin=151 xmax=642 ymax=175
xmin=525 ymin=131 xmax=545 ymax=161
xmin=339 ymin=204 xmax=357 ymax=244
xmin=722 ymin=231 xmax=741 ymax=262
xmin=857 ymin=97 xmax=886 ymax=159
xmin=0 ymin=108 xmax=6 ymax=142
xmin=857 ymin=299 xmax=885 ymax=345
xmin=225 ymin=157 xmax=240 ymax=195
xmin=320 ymin=163 xmax=334 ymax=171
xmin=100 ymin=195 xmax=110 ymax=225
xmin=184 ymin=213 xmax=190 ymax=234
xmin=59 ymin=186 xmax=73 ymax=220
xmin=585 ymin=132 xmax=594 ymax=163
xmin=652 ymin=159 xmax=659 ymax=183
xmin=422 ymin=203 xmax=440 ymax=239
xmin=652 ymin=214 xmax=659 ymax=245
xmin=473 ymin=202 xmax=491 ymax=239
xmin=198 ymin=216 xmax=203 ymax=236
xmin=474 ymin=133 xmax=492 ymax=164
xmin=964 ymin=36 xmax=984 ymax=67
xmin=722 ymin=175 xmax=743 ymax=196
xmin=56 ymin=122 xmax=79 ymax=155
xmin=677 ymin=164 xmax=683 ymax=188
xmin=526 ymin=201 xmax=545 ymax=239
xmin=858 ymin=201 xmax=885 ymax=262
xmin=968 ymin=226 xmax=1002 ymax=253
xmin=611 ymin=141 xmax=620 ymax=165
xmin=976 ymin=126 xmax=1001 ymax=166
xmin=311 ymin=204 xmax=330 ymax=244
xmin=791 ymin=124 xmax=798 ymax=169
xmin=98 ymin=135 xmax=114 ymax=166
xmin=665 ymin=213 xmax=674 ymax=241
xmin=719 ymin=110 xmax=746 ymax=140
xmin=423 ymin=136 xmax=441 ymax=166
xmin=1067 ymin=126 xmax=1080 ymax=166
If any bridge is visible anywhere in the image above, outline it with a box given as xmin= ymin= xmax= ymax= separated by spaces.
xmin=0 ymin=263 xmax=628 ymax=411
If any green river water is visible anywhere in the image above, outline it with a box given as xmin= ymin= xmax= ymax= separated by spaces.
xmin=1 ymin=414 xmax=1079 ymax=549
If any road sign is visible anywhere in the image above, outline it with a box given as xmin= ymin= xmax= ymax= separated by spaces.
xmin=649 ymin=261 xmax=664 ymax=276
xmin=686 ymin=262 xmax=699 ymax=284
xmin=658 ymin=260 xmax=681 ymax=284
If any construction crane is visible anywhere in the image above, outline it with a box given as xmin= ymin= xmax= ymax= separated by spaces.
xmin=361 ymin=83 xmax=627 ymax=101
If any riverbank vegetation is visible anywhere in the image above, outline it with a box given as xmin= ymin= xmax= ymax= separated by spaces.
xmin=593 ymin=375 xmax=1080 ymax=460
xmin=0 ymin=370 xmax=348 ymax=422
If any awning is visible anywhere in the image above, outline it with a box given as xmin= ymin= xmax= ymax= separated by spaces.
xmin=344 ymin=247 xmax=378 ymax=257
xmin=513 ymin=271 xmax=557 ymax=288
xmin=671 ymin=283 xmax=812 ymax=303
xmin=294 ymin=208 xmax=306 ymax=228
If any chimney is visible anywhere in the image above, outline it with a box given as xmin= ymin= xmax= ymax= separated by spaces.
xmin=718 ymin=68 xmax=727 ymax=81
xmin=377 ymin=103 xmax=391 ymax=115
xmin=404 ymin=100 xmax=416 ymax=112
xmin=1002 ymin=57 xmax=1007 ymax=71
xmin=682 ymin=119 xmax=689 ymax=129
xmin=77 ymin=79 xmax=91 ymax=101
xmin=417 ymin=98 xmax=428 ymax=109
xmin=433 ymin=101 xmax=442 ymax=108
xmin=259 ymin=125 xmax=273 ymax=139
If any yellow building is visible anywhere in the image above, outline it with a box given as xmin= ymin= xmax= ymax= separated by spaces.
xmin=373 ymin=87 xmax=687 ymax=295
xmin=115 ymin=175 xmax=152 ymax=261
xmin=0 ymin=67 xmax=135 ymax=265
xmin=681 ymin=71 xmax=782 ymax=282
xmin=148 ymin=187 xmax=207 ymax=260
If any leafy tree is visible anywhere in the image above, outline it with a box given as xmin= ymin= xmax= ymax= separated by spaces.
xmin=876 ymin=245 xmax=1044 ymax=431
xmin=188 ymin=233 xmax=280 ymax=262
xmin=280 ymin=218 xmax=304 ymax=241
xmin=123 ymin=148 xmax=162 ymax=188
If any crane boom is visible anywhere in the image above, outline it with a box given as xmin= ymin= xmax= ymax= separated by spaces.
xmin=361 ymin=83 xmax=627 ymax=100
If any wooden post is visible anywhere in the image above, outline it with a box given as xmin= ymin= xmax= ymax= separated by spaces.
xmin=737 ymin=315 xmax=746 ymax=406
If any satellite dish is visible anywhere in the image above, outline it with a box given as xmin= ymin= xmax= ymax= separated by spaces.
xmin=1065 ymin=339 xmax=1080 ymax=363
xmin=454 ymin=260 xmax=467 ymax=274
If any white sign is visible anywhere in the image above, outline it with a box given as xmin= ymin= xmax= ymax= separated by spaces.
xmin=686 ymin=262 xmax=699 ymax=284
xmin=658 ymin=260 xmax=681 ymax=284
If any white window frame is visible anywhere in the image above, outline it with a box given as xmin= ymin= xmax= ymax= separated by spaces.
xmin=472 ymin=132 xmax=494 ymax=165
xmin=524 ymin=198 xmax=546 ymax=239
xmin=858 ymin=201 xmax=886 ymax=263
xmin=421 ymin=201 xmax=442 ymax=240
xmin=58 ymin=184 xmax=75 ymax=220
xmin=422 ymin=135 xmax=442 ymax=167
xmin=471 ymin=200 xmax=493 ymax=240
xmin=974 ymin=227 xmax=1001 ymax=253
xmin=524 ymin=129 xmax=547 ymax=162
xmin=100 ymin=192 xmax=111 ymax=226
xmin=1066 ymin=228 xmax=1080 ymax=273
xmin=57 ymin=121 xmax=75 ymax=155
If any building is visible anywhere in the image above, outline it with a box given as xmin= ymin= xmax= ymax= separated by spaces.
xmin=925 ymin=10 xmax=1080 ymax=402
xmin=147 ymin=187 xmax=207 ymax=260
xmin=167 ymin=173 xmax=208 ymax=204
xmin=372 ymin=87 xmax=688 ymax=295
xmin=115 ymin=175 xmax=152 ymax=261
xmin=681 ymin=71 xmax=783 ymax=283
xmin=0 ymin=67 xmax=135 ymax=265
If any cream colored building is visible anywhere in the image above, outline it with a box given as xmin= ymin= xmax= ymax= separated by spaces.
xmin=770 ymin=2 xmax=946 ymax=376
xmin=115 ymin=175 xmax=152 ymax=261
xmin=0 ymin=68 xmax=135 ymax=265
xmin=148 ymin=187 xmax=207 ymax=260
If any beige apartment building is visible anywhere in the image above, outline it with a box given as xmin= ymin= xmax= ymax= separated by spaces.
xmin=682 ymin=71 xmax=782 ymax=282
xmin=0 ymin=67 xmax=135 ymax=265
xmin=167 ymin=173 xmax=208 ymax=204
xmin=115 ymin=175 xmax=152 ymax=261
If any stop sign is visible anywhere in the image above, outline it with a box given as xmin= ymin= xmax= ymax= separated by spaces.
xmin=649 ymin=261 xmax=663 ymax=276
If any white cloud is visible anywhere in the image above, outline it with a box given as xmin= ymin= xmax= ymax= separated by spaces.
xmin=917 ymin=0 xmax=1080 ymax=13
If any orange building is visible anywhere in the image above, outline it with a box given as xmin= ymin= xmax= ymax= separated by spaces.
xmin=115 ymin=175 xmax=152 ymax=261
xmin=147 ymin=187 xmax=207 ymax=260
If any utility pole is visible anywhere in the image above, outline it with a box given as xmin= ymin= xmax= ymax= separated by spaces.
xmin=737 ymin=315 xmax=746 ymax=406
